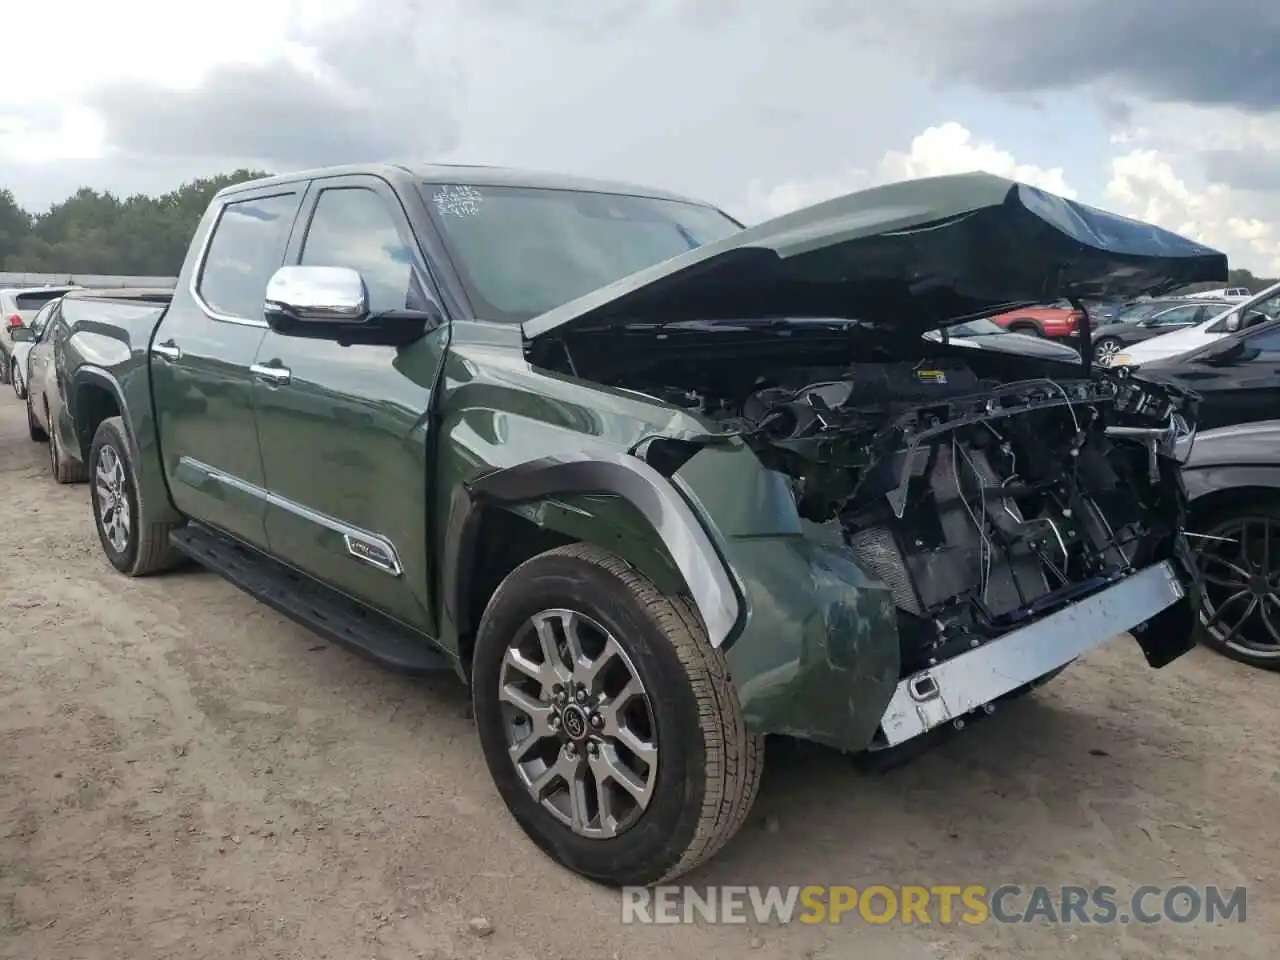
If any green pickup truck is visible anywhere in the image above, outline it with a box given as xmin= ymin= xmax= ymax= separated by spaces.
xmin=36 ymin=163 xmax=1224 ymax=886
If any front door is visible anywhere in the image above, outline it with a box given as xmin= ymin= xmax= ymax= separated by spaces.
xmin=151 ymin=189 xmax=304 ymax=548
xmin=251 ymin=175 xmax=448 ymax=634
xmin=1187 ymin=324 xmax=1280 ymax=430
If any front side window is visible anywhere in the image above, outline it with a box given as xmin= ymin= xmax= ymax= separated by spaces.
xmin=1150 ymin=305 xmax=1201 ymax=326
xmin=299 ymin=187 xmax=425 ymax=314
xmin=197 ymin=193 xmax=300 ymax=321
xmin=421 ymin=183 xmax=743 ymax=323
xmin=29 ymin=300 xmax=57 ymax=337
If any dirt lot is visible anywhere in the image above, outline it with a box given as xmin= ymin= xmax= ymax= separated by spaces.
xmin=1 ymin=392 xmax=1277 ymax=960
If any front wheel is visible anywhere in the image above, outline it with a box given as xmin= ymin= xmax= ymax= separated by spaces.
xmin=471 ymin=543 xmax=763 ymax=887
xmin=9 ymin=358 xmax=22 ymax=399
xmin=1192 ymin=502 xmax=1280 ymax=671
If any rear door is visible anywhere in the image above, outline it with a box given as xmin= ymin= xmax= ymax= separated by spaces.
xmin=250 ymin=174 xmax=448 ymax=633
xmin=150 ymin=188 xmax=304 ymax=548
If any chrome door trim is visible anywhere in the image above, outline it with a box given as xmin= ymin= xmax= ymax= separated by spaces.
xmin=176 ymin=456 xmax=404 ymax=577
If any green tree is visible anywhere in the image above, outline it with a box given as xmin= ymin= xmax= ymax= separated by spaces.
xmin=1 ymin=169 xmax=270 ymax=274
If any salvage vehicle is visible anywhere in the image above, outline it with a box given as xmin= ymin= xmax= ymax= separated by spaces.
xmin=8 ymin=295 xmax=61 ymax=400
xmin=0 ymin=285 xmax=79 ymax=385
xmin=1182 ymin=420 xmax=1280 ymax=670
xmin=1091 ymin=299 xmax=1233 ymax=366
xmin=1110 ymin=281 xmax=1280 ymax=368
xmin=47 ymin=164 xmax=1222 ymax=887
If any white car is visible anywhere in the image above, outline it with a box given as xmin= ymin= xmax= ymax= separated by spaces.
xmin=1111 ymin=281 xmax=1280 ymax=368
xmin=9 ymin=296 xmax=61 ymax=399
xmin=0 ymin=285 xmax=79 ymax=385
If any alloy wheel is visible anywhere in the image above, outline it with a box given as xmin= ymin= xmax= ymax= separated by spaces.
xmin=95 ymin=445 xmax=132 ymax=554
xmin=1196 ymin=516 xmax=1280 ymax=660
xmin=1094 ymin=340 xmax=1121 ymax=364
xmin=497 ymin=608 xmax=658 ymax=839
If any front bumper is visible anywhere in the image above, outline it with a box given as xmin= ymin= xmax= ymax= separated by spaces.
xmin=875 ymin=561 xmax=1186 ymax=747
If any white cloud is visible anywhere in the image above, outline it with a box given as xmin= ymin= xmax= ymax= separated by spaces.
xmin=1104 ymin=149 xmax=1280 ymax=275
xmin=741 ymin=121 xmax=1076 ymax=222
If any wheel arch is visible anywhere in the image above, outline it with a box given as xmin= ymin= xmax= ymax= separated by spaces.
xmin=443 ymin=452 xmax=744 ymax=677
xmin=70 ymin=365 xmax=184 ymax=526
xmin=1184 ymin=465 xmax=1280 ymax=524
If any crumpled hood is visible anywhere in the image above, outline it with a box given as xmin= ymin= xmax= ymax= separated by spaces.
xmin=523 ymin=171 xmax=1227 ymax=342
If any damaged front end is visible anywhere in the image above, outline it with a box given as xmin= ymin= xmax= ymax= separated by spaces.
xmin=522 ymin=171 xmax=1223 ymax=752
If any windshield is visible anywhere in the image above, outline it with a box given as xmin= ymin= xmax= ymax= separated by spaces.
xmin=420 ymin=183 xmax=744 ymax=323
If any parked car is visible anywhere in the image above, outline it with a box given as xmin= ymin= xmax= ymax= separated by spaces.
xmin=1136 ymin=315 xmax=1280 ymax=431
xmin=9 ymin=296 xmax=61 ymax=399
xmin=987 ymin=298 xmax=1083 ymax=339
xmin=1108 ymin=297 xmax=1201 ymax=327
xmin=43 ymin=165 xmax=1220 ymax=886
xmin=924 ymin=317 xmax=1082 ymax=362
xmin=1111 ymin=281 xmax=1280 ymax=368
xmin=0 ymin=285 xmax=79 ymax=385
xmin=1182 ymin=420 xmax=1280 ymax=670
xmin=1090 ymin=299 xmax=1233 ymax=365
xmin=18 ymin=288 xmax=172 ymax=481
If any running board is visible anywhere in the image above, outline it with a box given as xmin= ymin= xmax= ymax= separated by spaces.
xmin=169 ymin=524 xmax=454 ymax=675
xmin=875 ymin=561 xmax=1186 ymax=747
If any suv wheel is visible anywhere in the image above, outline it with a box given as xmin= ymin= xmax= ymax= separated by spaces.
xmin=471 ymin=543 xmax=763 ymax=887
xmin=89 ymin=417 xmax=185 ymax=576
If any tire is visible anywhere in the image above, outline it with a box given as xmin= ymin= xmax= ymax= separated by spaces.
xmin=1191 ymin=499 xmax=1280 ymax=671
xmin=471 ymin=542 xmax=763 ymax=887
xmin=1008 ymin=321 xmax=1044 ymax=337
xmin=0 ymin=350 xmax=9 ymax=385
xmin=47 ymin=404 xmax=88 ymax=484
xmin=26 ymin=394 xmax=47 ymax=442
xmin=89 ymin=417 xmax=186 ymax=576
xmin=9 ymin=358 xmax=22 ymax=399
xmin=1093 ymin=337 xmax=1123 ymax=364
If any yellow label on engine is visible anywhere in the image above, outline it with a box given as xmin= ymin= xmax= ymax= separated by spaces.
xmin=915 ymin=369 xmax=948 ymax=384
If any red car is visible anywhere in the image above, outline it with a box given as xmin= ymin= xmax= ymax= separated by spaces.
xmin=988 ymin=298 xmax=1083 ymax=339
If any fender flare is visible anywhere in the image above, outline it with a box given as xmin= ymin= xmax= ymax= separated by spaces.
xmin=69 ymin=366 xmax=140 ymax=462
xmin=443 ymin=452 xmax=744 ymax=649
xmin=1183 ymin=463 xmax=1280 ymax=505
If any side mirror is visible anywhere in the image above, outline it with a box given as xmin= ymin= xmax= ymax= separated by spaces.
xmin=263 ymin=265 xmax=436 ymax=347
xmin=264 ymin=265 xmax=370 ymax=326
xmin=9 ymin=327 xmax=34 ymax=342
xmin=1224 ymin=312 xmax=1241 ymax=333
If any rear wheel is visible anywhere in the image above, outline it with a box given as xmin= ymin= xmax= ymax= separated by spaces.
xmin=1193 ymin=502 xmax=1280 ymax=671
xmin=25 ymin=393 xmax=46 ymax=442
xmin=9 ymin=357 xmax=22 ymax=398
xmin=47 ymin=404 xmax=88 ymax=484
xmin=89 ymin=416 xmax=185 ymax=576
xmin=0 ymin=351 xmax=9 ymax=385
xmin=471 ymin=543 xmax=763 ymax=887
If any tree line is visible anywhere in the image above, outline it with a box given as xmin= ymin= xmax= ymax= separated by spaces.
xmin=1 ymin=172 xmax=1277 ymax=293
xmin=0 ymin=171 xmax=269 ymax=276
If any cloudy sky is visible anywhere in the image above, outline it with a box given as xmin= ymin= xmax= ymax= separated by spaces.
xmin=3 ymin=0 xmax=1278 ymax=272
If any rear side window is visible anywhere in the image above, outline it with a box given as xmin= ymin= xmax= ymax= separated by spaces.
xmin=196 ymin=193 xmax=300 ymax=321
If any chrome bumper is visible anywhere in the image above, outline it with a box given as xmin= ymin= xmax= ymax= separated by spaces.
xmin=876 ymin=561 xmax=1186 ymax=747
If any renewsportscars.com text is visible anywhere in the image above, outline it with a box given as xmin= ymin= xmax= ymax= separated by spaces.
xmin=620 ymin=884 xmax=1247 ymax=926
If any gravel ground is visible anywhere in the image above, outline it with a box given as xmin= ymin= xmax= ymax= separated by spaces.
xmin=1 ymin=389 xmax=1276 ymax=960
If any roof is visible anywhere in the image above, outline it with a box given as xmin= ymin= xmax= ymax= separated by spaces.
xmin=215 ymin=161 xmax=712 ymax=208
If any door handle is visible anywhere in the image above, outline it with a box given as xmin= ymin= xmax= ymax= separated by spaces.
xmin=152 ymin=340 xmax=181 ymax=361
xmin=251 ymin=362 xmax=291 ymax=385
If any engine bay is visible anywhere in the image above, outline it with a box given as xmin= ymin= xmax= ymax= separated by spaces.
xmin=648 ymin=357 xmax=1193 ymax=675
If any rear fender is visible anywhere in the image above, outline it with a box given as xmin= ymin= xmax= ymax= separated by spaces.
xmin=70 ymin=366 xmax=183 ymax=525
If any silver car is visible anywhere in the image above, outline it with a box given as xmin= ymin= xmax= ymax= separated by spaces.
xmin=0 ymin=285 xmax=79 ymax=385
xmin=9 ymin=297 xmax=61 ymax=399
